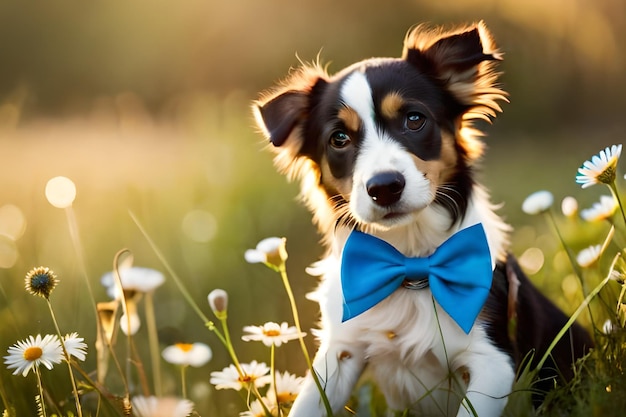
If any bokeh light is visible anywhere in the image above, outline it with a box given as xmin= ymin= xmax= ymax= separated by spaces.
xmin=45 ymin=176 xmax=76 ymax=208
xmin=0 ymin=204 xmax=26 ymax=240
xmin=518 ymin=247 xmax=545 ymax=275
xmin=181 ymin=209 xmax=217 ymax=243
xmin=0 ymin=234 xmax=18 ymax=269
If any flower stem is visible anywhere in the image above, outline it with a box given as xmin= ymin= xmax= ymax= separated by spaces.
xmin=181 ymin=365 xmax=188 ymax=399
xmin=129 ymin=211 xmax=211 ymax=323
xmin=545 ymin=210 xmax=596 ymax=326
xmin=609 ymin=182 xmax=626 ymax=228
xmin=46 ymin=299 xmax=83 ymax=417
xmin=278 ymin=265 xmax=333 ymax=416
xmin=64 ymin=206 xmax=98 ymax=319
xmin=270 ymin=343 xmax=281 ymax=416
xmin=144 ymin=292 xmax=162 ymax=397
xmin=535 ymin=254 xmax=616 ymax=371
xmin=34 ymin=367 xmax=47 ymax=417
xmin=218 ymin=316 xmax=244 ymax=376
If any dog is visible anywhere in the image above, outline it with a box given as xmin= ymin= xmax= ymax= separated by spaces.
xmin=253 ymin=22 xmax=593 ymax=416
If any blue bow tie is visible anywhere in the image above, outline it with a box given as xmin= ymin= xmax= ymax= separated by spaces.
xmin=341 ymin=223 xmax=493 ymax=334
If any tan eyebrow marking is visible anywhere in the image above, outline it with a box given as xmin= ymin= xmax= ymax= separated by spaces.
xmin=337 ymin=106 xmax=361 ymax=132
xmin=380 ymin=92 xmax=405 ymax=120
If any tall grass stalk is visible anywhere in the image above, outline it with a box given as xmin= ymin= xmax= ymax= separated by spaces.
xmin=535 ymin=255 xmax=617 ymax=371
xmin=64 ymin=206 xmax=98 ymax=318
xmin=45 ymin=300 xmax=83 ymax=417
xmin=277 ymin=265 xmax=334 ymax=417
xmin=144 ymin=292 xmax=162 ymax=397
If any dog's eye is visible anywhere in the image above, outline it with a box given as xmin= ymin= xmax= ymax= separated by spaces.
xmin=405 ymin=112 xmax=426 ymax=131
xmin=329 ymin=131 xmax=351 ymax=149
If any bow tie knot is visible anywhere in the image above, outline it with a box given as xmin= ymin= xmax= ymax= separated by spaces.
xmin=340 ymin=223 xmax=493 ymax=334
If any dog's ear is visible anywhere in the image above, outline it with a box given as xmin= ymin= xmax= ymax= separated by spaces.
xmin=254 ymin=90 xmax=309 ymax=148
xmin=403 ymin=22 xmax=507 ymax=161
xmin=254 ymin=64 xmax=327 ymax=149
xmin=253 ymin=64 xmax=328 ymax=177
xmin=402 ymin=21 xmax=505 ymax=118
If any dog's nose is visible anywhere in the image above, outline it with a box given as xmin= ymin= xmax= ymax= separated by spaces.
xmin=366 ymin=171 xmax=405 ymax=206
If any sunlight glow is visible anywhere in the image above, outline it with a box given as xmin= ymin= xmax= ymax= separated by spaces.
xmin=45 ymin=176 xmax=76 ymax=208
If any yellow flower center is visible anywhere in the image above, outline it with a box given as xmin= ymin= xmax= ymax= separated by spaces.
xmin=23 ymin=346 xmax=43 ymax=361
xmin=598 ymin=165 xmax=616 ymax=184
xmin=263 ymin=329 xmax=281 ymax=337
xmin=239 ymin=374 xmax=253 ymax=383
xmin=175 ymin=343 xmax=194 ymax=352
xmin=277 ymin=392 xmax=298 ymax=403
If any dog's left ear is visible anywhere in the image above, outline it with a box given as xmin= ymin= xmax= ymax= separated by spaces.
xmin=403 ymin=21 xmax=505 ymax=116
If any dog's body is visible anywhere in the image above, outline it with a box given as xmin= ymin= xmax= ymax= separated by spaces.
xmin=254 ymin=22 xmax=592 ymax=416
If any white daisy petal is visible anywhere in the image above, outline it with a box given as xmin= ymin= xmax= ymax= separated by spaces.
xmin=580 ymin=195 xmax=617 ymax=222
xmin=210 ymin=360 xmax=272 ymax=391
xmin=101 ymin=267 xmax=165 ymax=299
xmin=575 ymin=144 xmax=621 ymax=188
xmin=244 ymin=249 xmax=266 ymax=264
xmin=132 ymin=395 xmax=194 ymax=417
xmin=162 ymin=343 xmax=212 ymax=367
xmin=4 ymin=334 xmax=63 ymax=377
xmin=241 ymin=322 xmax=306 ymax=347
xmin=245 ymin=237 xmax=288 ymax=269
xmin=522 ymin=190 xmax=554 ymax=215
xmin=63 ymin=332 xmax=88 ymax=361
xmin=576 ymin=245 xmax=602 ymax=268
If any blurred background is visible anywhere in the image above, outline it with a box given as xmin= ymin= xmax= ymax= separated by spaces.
xmin=0 ymin=0 xmax=624 ymax=415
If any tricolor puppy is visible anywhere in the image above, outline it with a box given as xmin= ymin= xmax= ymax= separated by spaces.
xmin=253 ymin=22 xmax=592 ymax=416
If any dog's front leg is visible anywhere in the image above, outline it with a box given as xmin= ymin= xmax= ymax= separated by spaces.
xmin=289 ymin=340 xmax=366 ymax=416
xmin=455 ymin=347 xmax=515 ymax=417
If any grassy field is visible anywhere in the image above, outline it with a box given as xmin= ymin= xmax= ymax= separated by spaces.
xmin=0 ymin=94 xmax=625 ymax=416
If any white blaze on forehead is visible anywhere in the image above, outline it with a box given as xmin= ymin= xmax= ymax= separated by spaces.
xmin=339 ymin=71 xmax=376 ymax=136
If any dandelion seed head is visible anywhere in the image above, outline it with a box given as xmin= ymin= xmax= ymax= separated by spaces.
xmin=24 ymin=266 xmax=58 ymax=299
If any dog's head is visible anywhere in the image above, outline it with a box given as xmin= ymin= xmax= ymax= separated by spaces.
xmin=254 ymin=22 xmax=506 ymax=238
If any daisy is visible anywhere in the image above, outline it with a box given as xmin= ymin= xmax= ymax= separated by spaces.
xmin=62 ymin=333 xmax=88 ymax=362
xmin=576 ymin=244 xmax=602 ymax=268
xmin=576 ymin=144 xmax=622 ymax=188
xmin=240 ymin=398 xmax=275 ymax=417
xmin=580 ymin=195 xmax=617 ymax=222
xmin=521 ymin=190 xmax=554 ymax=215
xmin=210 ymin=360 xmax=272 ymax=391
xmin=4 ymin=334 xmax=63 ymax=377
xmin=24 ymin=266 xmax=59 ymax=299
xmin=245 ymin=237 xmax=288 ymax=270
xmin=101 ymin=266 xmax=165 ymax=299
xmin=131 ymin=395 xmax=194 ymax=417
xmin=268 ymin=371 xmax=305 ymax=404
xmin=242 ymin=322 xmax=306 ymax=347
xmin=162 ymin=342 xmax=212 ymax=367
